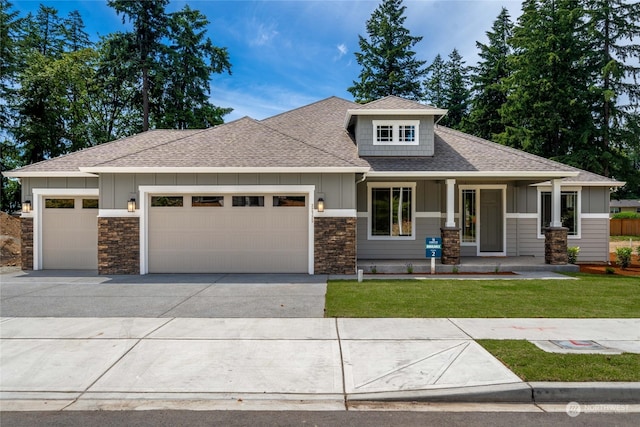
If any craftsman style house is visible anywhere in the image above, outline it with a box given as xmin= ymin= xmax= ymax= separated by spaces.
xmin=5 ymin=96 xmax=622 ymax=274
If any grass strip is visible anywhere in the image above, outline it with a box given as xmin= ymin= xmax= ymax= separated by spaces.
xmin=479 ymin=340 xmax=640 ymax=382
xmin=325 ymin=274 xmax=640 ymax=318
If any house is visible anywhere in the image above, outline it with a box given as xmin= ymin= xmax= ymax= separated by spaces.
xmin=610 ymin=199 xmax=640 ymax=215
xmin=4 ymin=96 xmax=623 ymax=275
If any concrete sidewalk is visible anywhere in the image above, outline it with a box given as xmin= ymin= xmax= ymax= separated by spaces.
xmin=1 ymin=317 xmax=639 ymax=411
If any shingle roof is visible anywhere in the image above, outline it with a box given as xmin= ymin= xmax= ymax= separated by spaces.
xmin=354 ymin=95 xmax=441 ymax=111
xmin=610 ymin=199 xmax=640 ymax=208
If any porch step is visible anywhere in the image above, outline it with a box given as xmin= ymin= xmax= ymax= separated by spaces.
xmin=357 ymin=258 xmax=580 ymax=275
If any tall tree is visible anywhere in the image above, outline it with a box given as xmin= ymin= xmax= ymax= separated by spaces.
xmin=62 ymin=10 xmax=90 ymax=52
xmin=107 ymin=0 xmax=169 ymax=131
xmin=159 ymin=5 xmax=232 ymax=129
xmin=466 ymin=7 xmax=513 ymax=140
xmin=582 ymin=0 xmax=640 ymax=192
xmin=440 ymin=49 xmax=471 ymax=129
xmin=498 ymin=0 xmax=593 ymax=162
xmin=423 ymin=54 xmax=447 ymax=108
xmin=348 ymin=0 xmax=427 ymax=103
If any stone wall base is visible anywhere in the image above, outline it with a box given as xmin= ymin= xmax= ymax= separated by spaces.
xmin=98 ymin=217 xmax=140 ymax=275
xmin=545 ymin=227 xmax=568 ymax=265
xmin=314 ymin=217 xmax=356 ymax=275
xmin=441 ymin=227 xmax=461 ymax=265
xmin=21 ymin=217 xmax=33 ymax=270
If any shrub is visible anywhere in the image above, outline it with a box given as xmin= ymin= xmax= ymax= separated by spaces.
xmin=612 ymin=211 xmax=640 ymax=219
xmin=605 ymin=266 xmax=615 ymax=275
xmin=637 ymin=246 xmax=640 ymax=257
xmin=616 ymin=247 xmax=633 ymax=269
xmin=567 ymin=246 xmax=580 ymax=264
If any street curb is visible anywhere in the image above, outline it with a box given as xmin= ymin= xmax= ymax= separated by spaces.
xmin=346 ymin=382 xmax=640 ymax=404
xmin=530 ymin=382 xmax=640 ymax=403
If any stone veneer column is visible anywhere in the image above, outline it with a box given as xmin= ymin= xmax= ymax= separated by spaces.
xmin=544 ymin=227 xmax=568 ymax=265
xmin=441 ymin=227 xmax=460 ymax=265
xmin=21 ymin=217 xmax=33 ymax=270
xmin=314 ymin=217 xmax=356 ymax=274
xmin=98 ymin=217 xmax=139 ymax=275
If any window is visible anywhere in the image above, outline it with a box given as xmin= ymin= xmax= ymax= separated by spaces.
xmin=370 ymin=186 xmax=413 ymax=238
xmin=372 ymin=121 xmax=419 ymax=145
xmin=540 ymin=191 xmax=579 ymax=236
xmin=462 ymin=190 xmax=476 ymax=243
xmin=45 ymin=198 xmax=74 ymax=209
xmin=192 ymin=196 xmax=224 ymax=207
xmin=610 ymin=207 xmax=620 ymax=214
xmin=151 ymin=196 xmax=183 ymax=207
xmin=82 ymin=199 xmax=99 ymax=209
xmin=273 ymin=196 xmax=305 ymax=207
xmin=232 ymin=196 xmax=264 ymax=207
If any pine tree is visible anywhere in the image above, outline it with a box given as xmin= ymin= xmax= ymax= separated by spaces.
xmin=441 ymin=49 xmax=470 ymax=129
xmin=582 ymin=0 xmax=640 ymax=192
xmin=348 ymin=0 xmax=426 ymax=103
xmin=498 ymin=0 xmax=593 ymax=161
xmin=423 ymin=54 xmax=447 ymax=108
xmin=466 ymin=7 xmax=513 ymax=140
xmin=159 ymin=5 xmax=232 ymax=129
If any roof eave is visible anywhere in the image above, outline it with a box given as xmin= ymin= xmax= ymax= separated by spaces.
xmin=533 ymin=180 xmax=626 ymax=187
xmin=366 ymin=171 xmax=581 ymax=179
xmin=2 ymin=171 xmax=98 ymax=178
xmin=344 ymin=108 xmax=449 ymax=128
xmin=79 ymin=166 xmax=371 ymax=174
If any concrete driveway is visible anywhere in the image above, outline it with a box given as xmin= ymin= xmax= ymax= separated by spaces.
xmin=0 ymin=271 xmax=328 ymax=318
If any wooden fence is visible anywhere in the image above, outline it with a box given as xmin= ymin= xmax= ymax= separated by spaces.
xmin=610 ymin=219 xmax=640 ymax=236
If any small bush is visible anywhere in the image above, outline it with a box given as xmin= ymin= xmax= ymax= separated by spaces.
xmin=567 ymin=246 xmax=580 ymax=264
xmin=637 ymin=246 xmax=640 ymax=257
xmin=612 ymin=211 xmax=640 ymax=219
xmin=616 ymin=247 xmax=633 ymax=269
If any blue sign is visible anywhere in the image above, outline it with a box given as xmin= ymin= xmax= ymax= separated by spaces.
xmin=426 ymin=237 xmax=442 ymax=258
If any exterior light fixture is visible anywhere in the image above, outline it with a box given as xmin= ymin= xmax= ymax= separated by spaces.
xmin=317 ymin=197 xmax=325 ymax=213
xmin=127 ymin=197 xmax=136 ymax=212
xmin=22 ymin=200 xmax=32 ymax=213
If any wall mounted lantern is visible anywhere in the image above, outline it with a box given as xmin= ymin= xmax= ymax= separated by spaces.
xmin=22 ymin=200 xmax=32 ymax=213
xmin=127 ymin=197 xmax=136 ymax=212
xmin=317 ymin=196 xmax=325 ymax=213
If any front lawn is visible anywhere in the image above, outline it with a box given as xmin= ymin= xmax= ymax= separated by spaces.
xmin=479 ymin=340 xmax=640 ymax=382
xmin=325 ymin=274 xmax=640 ymax=318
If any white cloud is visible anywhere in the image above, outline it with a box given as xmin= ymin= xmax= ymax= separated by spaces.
xmin=337 ymin=43 xmax=348 ymax=57
xmin=250 ymin=22 xmax=279 ymax=47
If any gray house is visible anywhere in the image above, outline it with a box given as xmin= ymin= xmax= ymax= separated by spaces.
xmin=5 ymin=96 xmax=623 ymax=274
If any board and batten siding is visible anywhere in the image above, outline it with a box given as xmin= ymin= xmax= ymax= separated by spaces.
xmin=21 ymin=177 xmax=99 ymax=199
xmin=99 ymin=172 xmax=356 ymax=210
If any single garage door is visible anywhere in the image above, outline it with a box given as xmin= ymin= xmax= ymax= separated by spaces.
xmin=42 ymin=197 xmax=99 ymax=269
xmin=148 ymin=194 xmax=309 ymax=273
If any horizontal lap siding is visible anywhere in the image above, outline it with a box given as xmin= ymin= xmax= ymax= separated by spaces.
xmin=357 ymin=217 xmax=440 ymax=259
xmin=577 ymin=218 xmax=609 ymax=262
xmin=513 ymin=218 xmax=544 ymax=257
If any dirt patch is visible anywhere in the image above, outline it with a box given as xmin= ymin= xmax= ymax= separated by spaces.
xmin=579 ymin=252 xmax=640 ymax=276
xmin=1 ymin=211 xmax=21 ymax=267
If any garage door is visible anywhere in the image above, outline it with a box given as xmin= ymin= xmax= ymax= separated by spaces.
xmin=42 ymin=197 xmax=99 ymax=269
xmin=148 ymin=194 xmax=309 ymax=273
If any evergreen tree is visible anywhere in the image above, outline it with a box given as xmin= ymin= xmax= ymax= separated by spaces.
xmin=348 ymin=0 xmax=426 ymax=103
xmin=423 ymin=54 xmax=447 ymax=108
xmin=107 ymin=0 xmax=169 ymax=131
xmin=498 ymin=0 xmax=593 ymax=161
xmin=159 ymin=5 xmax=232 ymax=129
xmin=466 ymin=7 xmax=513 ymax=140
xmin=582 ymin=0 xmax=640 ymax=194
xmin=441 ymin=49 xmax=470 ymax=129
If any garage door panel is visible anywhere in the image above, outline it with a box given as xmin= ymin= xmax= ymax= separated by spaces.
xmin=149 ymin=195 xmax=309 ymax=273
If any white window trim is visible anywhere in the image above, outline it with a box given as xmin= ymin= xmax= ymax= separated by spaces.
xmin=372 ymin=120 xmax=420 ymax=145
xmin=537 ymin=186 xmax=582 ymax=239
xmin=458 ymin=185 xmax=507 ymax=256
xmin=367 ymin=182 xmax=416 ymax=241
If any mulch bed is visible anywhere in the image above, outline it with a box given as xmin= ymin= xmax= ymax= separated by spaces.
xmin=578 ymin=253 xmax=640 ymax=277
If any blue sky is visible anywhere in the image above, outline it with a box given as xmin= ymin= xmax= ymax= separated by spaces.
xmin=16 ymin=1 xmax=523 ymax=121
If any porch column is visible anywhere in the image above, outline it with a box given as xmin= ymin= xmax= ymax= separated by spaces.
xmin=545 ymin=179 xmax=568 ymax=264
xmin=441 ymin=178 xmax=460 ymax=265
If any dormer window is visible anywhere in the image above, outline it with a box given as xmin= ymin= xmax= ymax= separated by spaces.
xmin=373 ymin=120 xmax=419 ymax=145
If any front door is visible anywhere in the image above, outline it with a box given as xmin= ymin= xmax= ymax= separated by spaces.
xmin=479 ymin=189 xmax=504 ymax=254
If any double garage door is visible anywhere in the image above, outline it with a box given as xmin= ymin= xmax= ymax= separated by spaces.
xmin=148 ymin=193 xmax=309 ymax=273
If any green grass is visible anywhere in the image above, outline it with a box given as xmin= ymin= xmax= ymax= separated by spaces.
xmin=479 ymin=340 xmax=640 ymax=382
xmin=325 ymin=274 xmax=640 ymax=318
xmin=610 ymin=235 xmax=640 ymax=242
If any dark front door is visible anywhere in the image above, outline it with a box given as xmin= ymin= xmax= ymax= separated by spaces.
xmin=480 ymin=189 xmax=504 ymax=253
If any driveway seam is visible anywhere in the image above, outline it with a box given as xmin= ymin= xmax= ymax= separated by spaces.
xmin=156 ymin=278 xmax=228 ymax=318
xmin=334 ymin=318 xmax=348 ymax=411
xmin=60 ymin=317 xmax=175 ymax=410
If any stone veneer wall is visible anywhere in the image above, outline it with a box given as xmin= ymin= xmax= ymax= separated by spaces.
xmin=441 ymin=227 xmax=460 ymax=265
xmin=98 ymin=217 xmax=139 ymax=275
xmin=21 ymin=217 xmax=33 ymax=270
xmin=314 ymin=217 xmax=356 ymax=274
xmin=544 ymin=227 xmax=568 ymax=265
